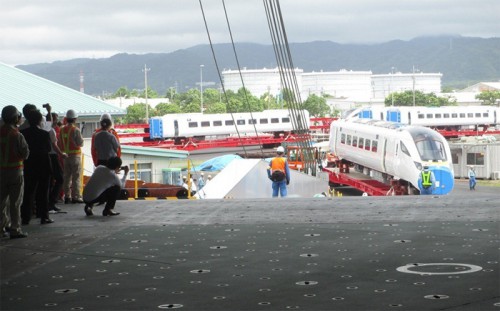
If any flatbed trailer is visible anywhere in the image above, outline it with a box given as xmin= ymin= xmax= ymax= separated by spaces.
xmin=323 ymin=160 xmax=409 ymax=196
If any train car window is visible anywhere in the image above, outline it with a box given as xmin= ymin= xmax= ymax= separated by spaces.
xmin=237 ymin=120 xmax=245 ymax=125
xmin=225 ymin=120 xmax=234 ymax=126
xmin=451 ymin=113 xmax=458 ymax=118
xmin=248 ymin=119 xmax=257 ymax=124
xmin=201 ymin=121 xmax=210 ymax=127
xmin=475 ymin=113 xmax=481 ymax=117
xmin=443 ymin=113 xmax=450 ymax=118
xmin=358 ymin=138 xmax=364 ymax=149
xmin=213 ymin=121 xmax=222 ymax=126
xmin=426 ymin=114 xmax=433 ymax=118
xmin=400 ymin=142 xmax=410 ymax=156
xmin=365 ymin=139 xmax=371 ymax=150
xmin=341 ymin=133 xmax=346 ymax=144
xmin=371 ymin=140 xmax=378 ymax=152
xmin=483 ymin=113 xmax=488 ymax=117
xmin=282 ymin=117 xmax=290 ymax=123
xmin=435 ymin=114 xmax=442 ymax=118
xmin=467 ymin=113 xmax=473 ymax=118
xmin=188 ymin=122 xmax=198 ymax=128
xmin=418 ymin=114 xmax=425 ymax=119
xmin=260 ymin=118 xmax=269 ymax=124
xmin=459 ymin=113 xmax=465 ymax=118
xmin=271 ymin=118 xmax=279 ymax=124
xmin=352 ymin=136 xmax=357 ymax=147
xmin=346 ymin=135 xmax=352 ymax=145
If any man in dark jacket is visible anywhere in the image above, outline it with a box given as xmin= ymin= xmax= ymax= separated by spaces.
xmin=20 ymin=110 xmax=54 ymax=224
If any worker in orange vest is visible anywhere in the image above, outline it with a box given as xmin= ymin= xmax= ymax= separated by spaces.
xmin=58 ymin=110 xmax=84 ymax=204
xmin=267 ymin=146 xmax=291 ymax=197
xmin=0 ymin=106 xmax=29 ymax=238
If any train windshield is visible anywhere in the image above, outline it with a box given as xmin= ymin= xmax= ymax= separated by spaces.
xmin=408 ymin=128 xmax=447 ymax=161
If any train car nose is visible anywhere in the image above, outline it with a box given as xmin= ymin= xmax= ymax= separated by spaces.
xmin=429 ymin=166 xmax=455 ymax=195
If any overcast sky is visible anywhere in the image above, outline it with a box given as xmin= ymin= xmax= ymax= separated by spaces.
xmin=1 ymin=0 xmax=498 ymax=66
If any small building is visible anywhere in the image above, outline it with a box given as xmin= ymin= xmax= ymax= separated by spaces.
xmin=449 ymin=136 xmax=500 ymax=180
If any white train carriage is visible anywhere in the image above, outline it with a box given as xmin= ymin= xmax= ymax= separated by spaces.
xmin=347 ymin=106 xmax=500 ymax=130
xmin=329 ymin=119 xmax=454 ymax=195
xmin=149 ymin=109 xmax=310 ymax=140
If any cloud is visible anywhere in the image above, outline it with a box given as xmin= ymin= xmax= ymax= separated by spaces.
xmin=0 ymin=0 xmax=498 ymax=65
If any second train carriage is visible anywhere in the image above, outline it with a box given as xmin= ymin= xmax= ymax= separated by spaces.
xmin=329 ymin=119 xmax=455 ymax=195
xmin=346 ymin=106 xmax=500 ymax=130
xmin=149 ymin=110 xmax=310 ymax=141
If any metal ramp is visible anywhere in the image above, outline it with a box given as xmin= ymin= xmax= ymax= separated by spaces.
xmin=196 ymin=159 xmax=328 ymax=199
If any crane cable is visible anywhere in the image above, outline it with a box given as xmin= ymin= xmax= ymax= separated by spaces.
xmin=221 ymin=0 xmax=266 ymax=158
xmin=199 ymin=0 xmax=250 ymax=158
xmin=200 ymin=0 xmax=271 ymax=159
xmin=263 ymin=0 xmax=317 ymax=175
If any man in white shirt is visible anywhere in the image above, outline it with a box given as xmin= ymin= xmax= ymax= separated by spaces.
xmin=82 ymin=157 xmax=129 ymax=216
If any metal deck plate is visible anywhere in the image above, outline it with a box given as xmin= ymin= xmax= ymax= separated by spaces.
xmin=2 ymin=218 xmax=498 ymax=310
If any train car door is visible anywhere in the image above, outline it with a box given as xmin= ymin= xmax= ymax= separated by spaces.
xmin=381 ymin=138 xmax=387 ymax=172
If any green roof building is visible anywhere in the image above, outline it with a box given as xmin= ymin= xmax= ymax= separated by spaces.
xmin=0 ymin=62 xmax=126 ymax=136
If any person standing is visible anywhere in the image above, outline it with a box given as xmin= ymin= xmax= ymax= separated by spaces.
xmin=468 ymin=166 xmax=477 ymax=190
xmin=58 ymin=109 xmax=84 ymax=204
xmin=83 ymin=157 xmax=129 ymax=216
xmin=0 ymin=106 xmax=29 ymax=238
xmin=47 ymin=113 xmax=67 ymax=212
xmin=91 ymin=116 xmax=120 ymax=166
xmin=418 ymin=166 xmax=436 ymax=195
xmin=267 ymin=146 xmax=291 ymax=197
xmin=91 ymin=113 xmax=121 ymax=167
xmin=197 ymin=173 xmax=206 ymax=190
xmin=20 ymin=110 xmax=54 ymax=224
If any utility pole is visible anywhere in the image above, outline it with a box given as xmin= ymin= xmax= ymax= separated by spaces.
xmin=200 ymin=64 xmax=204 ymax=113
xmin=390 ymin=67 xmax=395 ymax=107
xmin=412 ymin=65 xmax=416 ymax=106
xmin=143 ymin=64 xmax=150 ymax=121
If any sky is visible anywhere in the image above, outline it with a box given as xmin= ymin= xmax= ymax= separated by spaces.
xmin=1 ymin=0 xmax=499 ymax=66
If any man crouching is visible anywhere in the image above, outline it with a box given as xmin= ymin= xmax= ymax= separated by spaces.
xmin=83 ymin=156 xmax=129 ymax=216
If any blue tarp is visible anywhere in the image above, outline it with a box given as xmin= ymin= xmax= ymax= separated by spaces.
xmin=193 ymin=154 xmax=242 ymax=172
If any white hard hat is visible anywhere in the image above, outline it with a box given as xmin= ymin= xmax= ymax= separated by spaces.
xmin=100 ymin=113 xmax=112 ymax=121
xmin=66 ymin=109 xmax=78 ymax=119
xmin=276 ymin=146 xmax=285 ymax=153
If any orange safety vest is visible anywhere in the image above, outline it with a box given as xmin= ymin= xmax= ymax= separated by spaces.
xmin=90 ymin=128 xmax=121 ymax=166
xmin=0 ymin=125 xmax=24 ymax=169
xmin=271 ymin=157 xmax=287 ymax=175
xmin=59 ymin=124 xmax=81 ymax=155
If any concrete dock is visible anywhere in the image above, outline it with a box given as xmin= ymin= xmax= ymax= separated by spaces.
xmin=1 ymin=181 xmax=499 ymax=310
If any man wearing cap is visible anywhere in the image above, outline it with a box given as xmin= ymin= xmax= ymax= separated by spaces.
xmin=91 ymin=113 xmax=121 ymax=167
xmin=58 ymin=109 xmax=84 ymax=204
xmin=418 ymin=166 xmax=435 ymax=195
xmin=0 ymin=106 xmax=29 ymax=238
xmin=468 ymin=166 xmax=477 ymax=190
xmin=267 ymin=146 xmax=291 ymax=197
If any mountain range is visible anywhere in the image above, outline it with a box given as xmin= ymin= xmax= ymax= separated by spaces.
xmin=17 ymin=36 xmax=500 ymax=96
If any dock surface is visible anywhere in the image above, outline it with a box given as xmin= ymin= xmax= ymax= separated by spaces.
xmin=1 ymin=182 xmax=499 ymax=310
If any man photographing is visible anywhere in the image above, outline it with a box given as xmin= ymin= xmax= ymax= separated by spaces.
xmin=82 ymin=157 xmax=129 ymax=216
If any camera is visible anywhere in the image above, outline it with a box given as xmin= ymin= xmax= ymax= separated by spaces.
xmin=120 ymin=166 xmax=127 ymax=170
xmin=42 ymin=103 xmax=50 ymax=109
